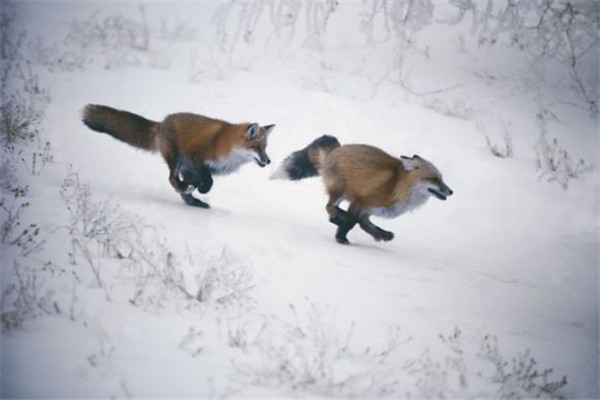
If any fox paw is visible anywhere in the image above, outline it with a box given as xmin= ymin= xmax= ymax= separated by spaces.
xmin=376 ymin=230 xmax=394 ymax=242
xmin=335 ymin=235 xmax=350 ymax=245
xmin=181 ymin=193 xmax=210 ymax=208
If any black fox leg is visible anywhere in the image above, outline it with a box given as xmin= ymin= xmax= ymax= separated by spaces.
xmin=335 ymin=214 xmax=359 ymax=244
xmin=329 ymin=206 xmax=348 ymax=226
xmin=173 ymin=159 xmax=213 ymax=208
xmin=180 ymin=193 xmax=210 ymax=208
xmin=326 ymin=193 xmax=348 ymax=226
xmin=334 ymin=204 xmax=361 ymax=245
xmin=161 ymin=144 xmax=189 ymax=193
xmin=178 ymin=162 xmax=213 ymax=194
xmin=193 ymin=165 xmax=213 ymax=194
xmin=359 ymin=215 xmax=394 ymax=242
xmin=169 ymin=172 xmax=188 ymax=193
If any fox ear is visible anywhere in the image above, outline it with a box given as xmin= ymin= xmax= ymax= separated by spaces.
xmin=401 ymin=156 xmax=420 ymax=171
xmin=262 ymin=124 xmax=275 ymax=136
xmin=246 ymin=123 xmax=259 ymax=140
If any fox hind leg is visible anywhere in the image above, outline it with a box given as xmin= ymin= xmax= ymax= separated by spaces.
xmin=333 ymin=203 xmax=362 ymax=245
xmin=326 ymin=192 xmax=348 ymax=227
xmin=159 ymin=139 xmax=189 ymax=193
xmin=359 ymin=215 xmax=394 ymax=242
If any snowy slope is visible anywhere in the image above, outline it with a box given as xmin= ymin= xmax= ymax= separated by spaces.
xmin=1 ymin=2 xmax=598 ymax=398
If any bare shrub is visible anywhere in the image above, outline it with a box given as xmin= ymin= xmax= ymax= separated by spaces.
xmin=28 ymin=37 xmax=89 ymax=72
xmin=20 ymin=141 xmax=54 ymax=176
xmin=237 ymin=303 xmax=404 ymax=397
xmin=0 ymin=184 xmax=30 ymax=243
xmin=445 ymin=0 xmax=599 ymax=115
xmin=1 ymin=261 xmax=59 ymax=332
xmin=60 ymin=168 xmax=138 ymax=253
xmin=1 ymin=7 xmax=51 ymax=172
xmin=59 ymin=168 xmax=141 ymax=300
xmin=124 ymin=238 xmax=255 ymax=314
xmin=212 ymin=0 xmax=340 ymax=55
xmin=63 ymin=6 xmax=154 ymax=70
xmin=123 ymin=230 xmax=194 ymax=311
xmin=59 ymin=168 xmax=255 ymax=313
xmin=535 ymin=136 xmax=592 ymax=190
xmin=194 ymin=247 xmax=254 ymax=306
xmin=534 ymin=107 xmax=593 ymax=189
xmin=0 ymin=90 xmax=42 ymax=148
xmin=480 ymin=120 xmax=514 ymax=158
xmin=0 ymin=181 xmax=45 ymax=257
xmin=239 ymin=317 xmax=568 ymax=398
xmin=477 ymin=335 xmax=568 ymax=398
xmin=405 ymin=329 xmax=568 ymax=398
xmin=0 ymin=1 xmax=25 ymax=61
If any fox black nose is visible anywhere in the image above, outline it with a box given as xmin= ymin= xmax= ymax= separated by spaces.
xmin=257 ymin=156 xmax=270 ymax=167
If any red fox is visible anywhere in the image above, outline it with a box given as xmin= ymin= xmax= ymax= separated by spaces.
xmin=82 ymin=104 xmax=275 ymax=208
xmin=272 ymin=135 xmax=453 ymax=244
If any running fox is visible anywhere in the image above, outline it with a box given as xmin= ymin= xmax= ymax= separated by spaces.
xmin=82 ymin=104 xmax=275 ymax=208
xmin=272 ymin=135 xmax=453 ymax=244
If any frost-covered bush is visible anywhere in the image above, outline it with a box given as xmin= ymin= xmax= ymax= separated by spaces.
xmin=59 ymin=168 xmax=255 ymax=312
xmin=238 ymin=315 xmax=568 ymax=398
xmin=479 ymin=120 xmax=514 ymax=159
xmin=49 ymin=6 xmax=196 ymax=71
xmin=406 ymin=329 xmax=568 ymax=398
xmin=477 ymin=335 xmax=568 ymax=398
xmin=534 ymin=107 xmax=593 ymax=189
xmin=238 ymin=303 xmax=405 ymax=397
xmin=124 ymin=237 xmax=255 ymax=313
xmin=446 ymin=0 xmax=599 ymax=114
xmin=1 ymin=262 xmax=58 ymax=332
xmin=0 ymin=1 xmax=25 ymax=61
xmin=535 ymin=136 xmax=592 ymax=190
xmin=0 ymin=3 xmax=50 ymax=260
xmin=65 ymin=6 xmax=150 ymax=69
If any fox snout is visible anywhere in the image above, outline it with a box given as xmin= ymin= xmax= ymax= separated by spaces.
xmin=428 ymin=182 xmax=453 ymax=201
xmin=255 ymin=154 xmax=271 ymax=167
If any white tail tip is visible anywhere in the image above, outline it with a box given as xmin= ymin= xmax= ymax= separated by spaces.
xmin=270 ymin=163 xmax=289 ymax=180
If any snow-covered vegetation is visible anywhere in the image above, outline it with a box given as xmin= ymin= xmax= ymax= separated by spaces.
xmin=1 ymin=1 xmax=598 ymax=398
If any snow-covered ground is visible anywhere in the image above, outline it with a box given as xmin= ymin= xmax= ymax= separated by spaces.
xmin=1 ymin=1 xmax=598 ymax=398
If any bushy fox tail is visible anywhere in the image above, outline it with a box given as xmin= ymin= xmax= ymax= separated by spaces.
xmin=82 ymin=104 xmax=160 ymax=151
xmin=271 ymin=135 xmax=340 ymax=180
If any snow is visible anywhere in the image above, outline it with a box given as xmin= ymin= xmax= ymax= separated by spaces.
xmin=1 ymin=1 xmax=598 ymax=398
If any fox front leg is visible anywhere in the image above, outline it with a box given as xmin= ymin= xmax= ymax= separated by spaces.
xmin=179 ymin=163 xmax=213 ymax=194
xmin=175 ymin=159 xmax=211 ymax=208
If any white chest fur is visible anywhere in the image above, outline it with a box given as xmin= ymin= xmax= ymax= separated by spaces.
xmin=368 ymin=184 xmax=431 ymax=219
xmin=206 ymin=149 xmax=255 ymax=175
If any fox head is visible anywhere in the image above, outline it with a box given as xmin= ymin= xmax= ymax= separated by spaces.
xmin=244 ymin=123 xmax=275 ymax=167
xmin=401 ymin=155 xmax=453 ymax=200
